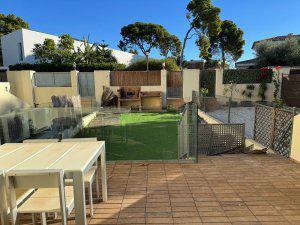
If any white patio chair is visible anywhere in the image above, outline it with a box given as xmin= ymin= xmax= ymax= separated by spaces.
xmin=23 ymin=139 xmax=59 ymax=143
xmin=1 ymin=170 xmax=35 ymax=225
xmin=61 ymin=137 xmax=99 ymax=217
xmin=7 ymin=169 xmax=74 ymax=225
xmin=0 ymin=170 xmax=6 ymax=225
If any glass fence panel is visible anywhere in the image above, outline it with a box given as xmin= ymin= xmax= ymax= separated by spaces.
xmin=0 ymin=107 xmax=195 ymax=162
xmin=76 ymin=112 xmax=180 ymax=161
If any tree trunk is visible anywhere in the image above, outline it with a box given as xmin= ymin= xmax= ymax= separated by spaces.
xmin=146 ymin=54 xmax=149 ymax=71
xmin=180 ymin=27 xmax=194 ymax=70
xmin=221 ymin=48 xmax=226 ymax=69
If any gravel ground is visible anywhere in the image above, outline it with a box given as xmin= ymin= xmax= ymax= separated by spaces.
xmin=208 ymin=107 xmax=255 ymax=138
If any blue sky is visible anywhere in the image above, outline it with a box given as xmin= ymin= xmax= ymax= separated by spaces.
xmin=2 ymin=0 xmax=300 ymax=62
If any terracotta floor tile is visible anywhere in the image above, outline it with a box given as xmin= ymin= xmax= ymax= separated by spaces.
xmin=173 ymin=217 xmax=202 ymax=223
xmin=228 ymin=216 xmax=258 ymax=222
xmin=256 ymin=215 xmax=288 ymax=222
xmin=201 ymin=216 xmax=230 ymax=223
xmin=89 ymin=218 xmax=118 ymax=224
xmin=172 ymin=211 xmax=200 ymax=217
xmin=119 ymin=212 xmax=146 ymax=218
xmin=146 ymin=207 xmax=172 ymax=213
xmin=146 ymin=212 xmax=172 ymax=218
xmin=146 ymin=217 xmax=173 ymax=224
xmin=117 ymin=217 xmax=146 ymax=224
xmin=10 ymin=154 xmax=300 ymax=225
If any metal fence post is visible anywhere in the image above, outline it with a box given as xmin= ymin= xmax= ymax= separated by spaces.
xmin=186 ymin=103 xmax=190 ymax=159
xmin=203 ymin=97 xmax=207 ymax=113
xmin=228 ymin=97 xmax=231 ymax=123
xmin=292 ymin=107 xmax=296 ymax=116
xmin=196 ymin=109 xmax=198 ymax=163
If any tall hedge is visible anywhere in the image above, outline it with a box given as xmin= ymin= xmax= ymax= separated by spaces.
xmin=125 ymin=58 xmax=179 ymax=71
xmin=9 ymin=62 xmax=126 ymax=72
xmin=223 ymin=69 xmax=272 ymax=84
xmin=200 ymin=69 xmax=216 ymax=97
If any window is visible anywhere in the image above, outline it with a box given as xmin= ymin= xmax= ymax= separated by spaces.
xmin=18 ymin=42 xmax=24 ymax=61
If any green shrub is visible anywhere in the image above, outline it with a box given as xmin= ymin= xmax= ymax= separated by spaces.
xmin=223 ymin=69 xmax=272 ymax=84
xmin=258 ymin=82 xmax=268 ymax=101
xmin=125 ymin=58 xmax=180 ymax=71
xmin=200 ymin=70 xmax=216 ymax=97
xmin=9 ymin=62 xmax=126 ymax=72
xmin=77 ymin=63 xmax=126 ymax=72
xmin=255 ymin=38 xmax=300 ymax=67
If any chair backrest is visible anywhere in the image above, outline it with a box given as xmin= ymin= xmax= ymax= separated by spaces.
xmin=61 ymin=138 xmax=97 ymax=142
xmin=23 ymin=139 xmax=59 ymax=143
xmin=0 ymin=170 xmax=7 ymax=225
xmin=7 ymin=169 xmax=67 ymax=225
xmin=119 ymin=87 xmax=141 ymax=99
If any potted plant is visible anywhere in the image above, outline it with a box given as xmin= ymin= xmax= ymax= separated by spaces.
xmin=241 ymin=84 xmax=255 ymax=107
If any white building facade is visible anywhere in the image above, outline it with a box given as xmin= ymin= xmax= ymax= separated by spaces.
xmin=1 ymin=28 xmax=142 ymax=67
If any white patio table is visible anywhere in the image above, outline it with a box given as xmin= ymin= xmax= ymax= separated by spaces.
xmin=0 ymin=141 xmax=107 ymax=225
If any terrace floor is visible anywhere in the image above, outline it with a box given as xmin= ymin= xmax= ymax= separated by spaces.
xmin=14 ymin=153 xmax=300 ymax=225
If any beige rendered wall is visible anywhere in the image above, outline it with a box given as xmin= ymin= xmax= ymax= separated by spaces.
xmin=94 ymin=70 xmax=110 ymax=105
xmin=7 ymin=70 xmax=79 ymax=107
xmin=7 ymin=70 xmax=35 ymax=107
xmin=70 ymin=70 xmax=79 ymax=95
xmin=215 ymin=68 xmax=224 ymax=97
xmin=33 ymin=87 xmax=75 ymax=107
xmin=214 ymin=68 xmax=290 ymax=102
xmin=183 ymin=69 xmax=200 ymax=103
xmin=291 ymin=115 xmax=300 ymax=162
xmin=97 ymin=70 xmax=167 ymax=108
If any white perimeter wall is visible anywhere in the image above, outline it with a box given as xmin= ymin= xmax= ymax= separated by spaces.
xmin=1 ymin=28 xmax=143 ymax=67
xmin=1 ymin=29 xmax=24 ymax=67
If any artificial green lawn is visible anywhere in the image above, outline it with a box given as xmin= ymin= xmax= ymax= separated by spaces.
xmin=76 ymin=113 xmax=180 ymax=161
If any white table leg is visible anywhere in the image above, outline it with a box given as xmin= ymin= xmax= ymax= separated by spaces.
xmin=95 ymin=168 xmax=100 ymax=199
xmin=0 ymin=174 xmax=9 ymax=225
xmin=73 ymin=172 xmax=87 ymax=225
xmin=31 ymin=214 xmax=36 ymax=225
xmin=41 ymin=213 xmax=47 ymax=225
xmin=101 ymin=147 xmax=107 ymax=202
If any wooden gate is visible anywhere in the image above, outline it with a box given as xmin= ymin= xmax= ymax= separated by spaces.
xmin=78 ymin=72 xmax=95 ymax=97
xmin=281 ymin=69 xmax=300 ymax=107
xmin=167 ymin=71 xmax=183 ymax=98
